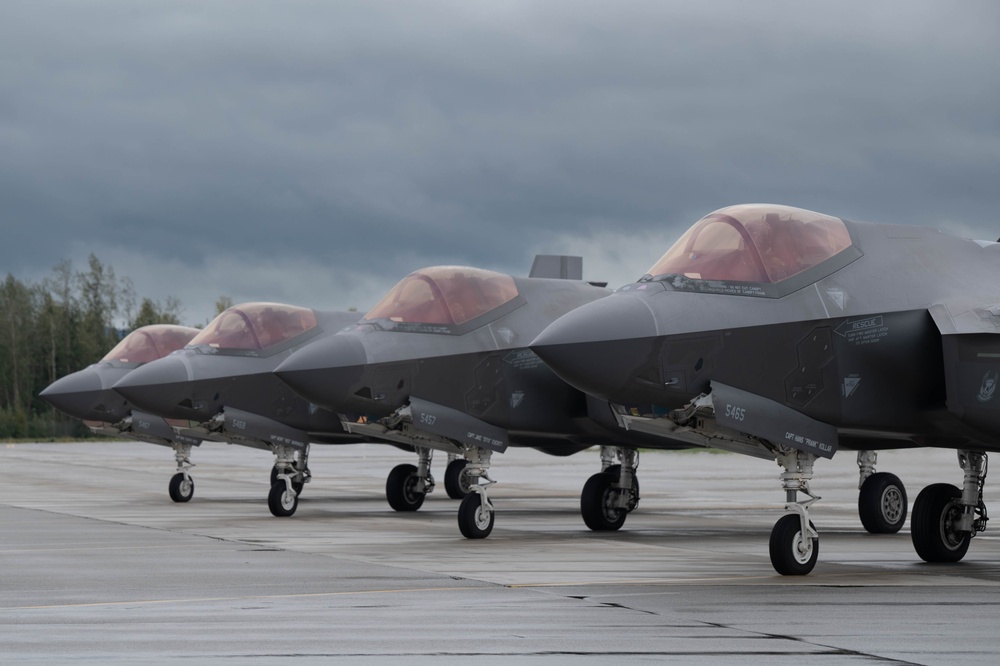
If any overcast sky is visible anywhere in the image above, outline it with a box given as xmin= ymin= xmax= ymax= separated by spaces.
xmin=2 ymin=0 xmax=998 ymax=325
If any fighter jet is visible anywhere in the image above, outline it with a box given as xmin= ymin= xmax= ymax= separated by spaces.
xmin=111 ymin=302 xmax=374 ymax=517
xmin=40 ymin=324 xmax=206 ymax=502
xmin=532 ymin=202 xmax=1000 ymax=574
xmin=274 ymin=257 xmax=689 ymax=538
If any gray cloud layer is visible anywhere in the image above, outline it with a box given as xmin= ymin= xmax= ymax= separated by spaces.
xmin=2 ymin=1 xmax=998 ymax=322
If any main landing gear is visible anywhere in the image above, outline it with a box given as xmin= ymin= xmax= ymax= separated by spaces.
xmin=580 ymin=446 xmax=640 ymax=531
xmin=769 ymin=447 xmax=820 ymax=575
xmin=856 ymin=450 xmax=907 ymax=534
xmin=386 ymin=446 xmax=435 ymax=512
xmin=384 ymin=449 xmax=480 ymax=512
xmin=457 ymin=447 xmax=495 ymax=539
xmin=168 ymin=441 xmax=195 ymax=503
xmin=268 ymin=444 xmax=310 ymax=517
xmin=911 ymin=450 xmax=989 ymax=563
xmin=444 ymin=454 xmax=476 ymax=500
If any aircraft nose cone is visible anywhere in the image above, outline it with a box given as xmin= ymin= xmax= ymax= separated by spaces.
xmin=531 ymin=294 xmax=659 ymax=402
xmin=274 ymin=335 xmax=367 ymax=411
xmin=41 ymin=367 xmax=106 ymax=420
xmin=112 ymin=356 xmax=192 ymax=418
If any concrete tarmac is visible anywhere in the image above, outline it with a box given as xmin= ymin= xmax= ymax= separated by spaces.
xmin=2 ymin=441 xmax=1000 ymax=664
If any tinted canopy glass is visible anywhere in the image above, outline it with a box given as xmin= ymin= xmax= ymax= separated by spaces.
xmin=102 ymin=325 xmax=200 ymax=364
xmin=647 ymin=204 xmax=853 ymax=284
xmin=364 ymin=266 xmax=519 ymax=325
xmin=189 ymin=303 xmax=318 ymax=350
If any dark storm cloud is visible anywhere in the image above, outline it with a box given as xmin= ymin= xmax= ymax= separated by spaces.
xmin=1 ymin=0 xmax=998 ymax=321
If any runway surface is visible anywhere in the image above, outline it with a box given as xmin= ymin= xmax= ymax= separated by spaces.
xmin=2 ymin=440 xmax=1000 ymax=664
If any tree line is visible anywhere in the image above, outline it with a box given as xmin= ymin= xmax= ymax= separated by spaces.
xmin=0 ymin=255 xmax=186 ymax=439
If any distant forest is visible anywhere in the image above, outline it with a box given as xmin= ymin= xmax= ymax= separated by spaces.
xmin=0 ymin=255 xmax=196 ymax=438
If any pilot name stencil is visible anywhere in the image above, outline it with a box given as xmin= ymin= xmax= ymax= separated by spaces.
xmin=784 ymin=430 xmax=834 ymax=454
xmin=466 ymin=431 xmax=504 ymax=449
xmin=835 ymin=316 xmax=889 ymax=346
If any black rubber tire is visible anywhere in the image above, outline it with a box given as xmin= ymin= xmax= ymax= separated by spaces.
xmin=769 ymin=514 xmax=819 ymax=575
xmin=386 ymin=463 xmax=425 ymax=512
xmin=458 ymin=493 xmax=494 ymax=539
xmin=168 ymin=472 xmax=194 ymax=503
xmin=580 ymin=472 xmax=627 ymax=531
xmin=858 ymin=472 xmax=907 ymax=534
xmin=911 ymin=483 xmax=971 ymax=563
xmin=267 ymin=481 xmax=298 ymax=517
xmin=604 ymin=464 xmax=640 ymax=512
xmin=444 ymin=459 xmax=473 ymax=500
xmin=269 ymin=465 xmax=279 ymax=486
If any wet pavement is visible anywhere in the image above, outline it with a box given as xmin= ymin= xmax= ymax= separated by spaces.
xmin=2 ymin=440 xmax=999 ymax=664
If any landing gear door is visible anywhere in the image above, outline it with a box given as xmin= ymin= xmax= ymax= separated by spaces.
xmin=409 ymin=396 xmax=510 ymax=453
xmin=712 ymin=382 xmax=838 ymax=459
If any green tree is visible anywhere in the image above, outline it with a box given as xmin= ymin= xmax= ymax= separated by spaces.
xmin=132 ymin=297 xmax=182 ymax=328
xmin=76 ymin=254 xmax=120 ymax=362
xmin=0 ymin=274 xmax=38 ymax=412
xmin=215 ymin=295 xmax=234 ymax=315
xmin=1 ymin=255 xmax=188 ymax=439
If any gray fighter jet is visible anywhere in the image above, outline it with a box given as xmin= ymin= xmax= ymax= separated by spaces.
xmin=111 ymin=302 xmax=370 ymax=517
xmin=532 ymin=203 xmax=1000 ymax=574
xmin=40 ymin=324 xmax=206 ymax=502
xmin=274 ymin=257 xmax=689 ymax=538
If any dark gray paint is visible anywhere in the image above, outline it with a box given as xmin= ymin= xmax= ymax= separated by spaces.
xmin=276 ymin=271 xmax=694 ymax=456
xmin=534 ymin=218 xmax=1000 ymax=453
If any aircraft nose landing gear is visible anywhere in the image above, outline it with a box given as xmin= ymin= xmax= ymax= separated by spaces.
xmin=769 ymin=447 xmax=820 ymax=575
xmin=168 ymin=442 xmax=195 ymax=503
xmin=457 ymin=447 xmax=495 ymax=539
xmin=268 ymin=444 xmax=307 ymax=517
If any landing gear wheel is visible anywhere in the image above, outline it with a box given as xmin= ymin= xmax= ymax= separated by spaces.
xmin=911 ymin=483 xmax=971 ymax=563
xmin=445 ymin=458 xmax=473 ymax=500
xmin=858 ymin=472 xmax=907 ymax=534
xmin=270 ymin=465 xmax=279 ymax=486
xmin=168 ymin=472 xmax=194 ymax=503
xmin=769 ymin=514 xmax=818 ymax=575
xmin=386 ymin=463 xmax=425 ymax=512
xmin=581 ymin=472 xmax=627 ymax=531
xmin=603 ymin=464 xmax=640 ymax=511
xmin=458 ymin=493 xmax=494 ymax=539
xmin=267 ymin=482 xmax=298 ymax=517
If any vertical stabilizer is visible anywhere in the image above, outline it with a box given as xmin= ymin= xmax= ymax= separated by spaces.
xmin=529 ymin=255 xmax=583 ymax=280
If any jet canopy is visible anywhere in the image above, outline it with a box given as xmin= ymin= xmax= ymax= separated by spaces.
xmin=102 ymin=325 xmax=199 ymax=364
xmin=364 ymin=266 xmax=520 ymax=326
xmin=647 ymin=204 xmax=854 ymax=284
xmin=189 ymin=303 xmax=318 ymax=351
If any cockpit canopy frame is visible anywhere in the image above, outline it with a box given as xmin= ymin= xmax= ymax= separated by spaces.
xmin=639 ymin=204 xmax=862 ymax=298
xmin=102 ymin=325 xmax=199 ymax=365
xmin=363 ymin=266 xmax=525 ymax=334
xmin=187 ymin=302 xmax=320 ymax=356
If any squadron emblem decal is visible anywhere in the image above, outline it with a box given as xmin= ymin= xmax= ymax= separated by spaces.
xmin=977 ymin=371 xmax=999 ymax=403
